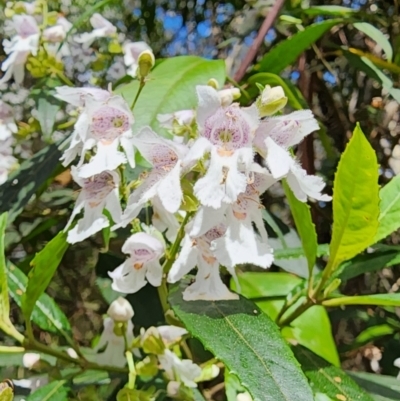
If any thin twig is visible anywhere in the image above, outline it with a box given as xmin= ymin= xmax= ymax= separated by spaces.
xmin=233 ymin=0 xmax=286 ymax=82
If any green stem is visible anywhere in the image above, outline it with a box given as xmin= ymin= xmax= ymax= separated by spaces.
xmin=53 ymin=70 xmax=74 ymax=87
xmin=125 ymin=351 xmax=137 ymax=389
xmin=226 ymin=76 xmax=251 ymax=101
xmin=313 ymin=258 xmax=336 ymax=301
xmin=0 ymin=346 xmax=25 ymax=353
xmin=275 ymin=288 xmax=304 ymax=323
xmin=278 ymin=298 xmax=314 ymax=327
xmin=131 ymin=78 xmax=146 ymax=110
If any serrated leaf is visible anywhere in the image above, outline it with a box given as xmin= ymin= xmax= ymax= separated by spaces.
xmin=259 ymin=20 xmax=343 ymax=74
xmin=117 ymin=56 xmax=225 ymax=136
xmin=354 ymin=22 xmax=393 ymax=61
xmin=283 ymin=181 xmax=318 ymax=278
xmin=0 ymin=213 xmax=23 ymax=342
xmin=0 ymin=142 xmax=63 ymax=224
xmin=293 ymin=346 xmax=375 ymax=401
xmin=7 ymin=263 xmax=71 ymax=334
xmin=323 ymin=293 xmax=400 ymax=307
xmin=375 ymin=174 xmax=400 ymax=242
xmin=21 ymin=232 xmax=69 ymax=324
xmin=329 ymin=124 xmax=379 ymax=269
xmin=26 ymin=380 xmax=68 ymax=401
xmin=169 ymin=281 xmax=313 ymax=401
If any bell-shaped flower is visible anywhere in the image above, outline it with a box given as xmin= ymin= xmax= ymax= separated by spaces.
xmin=115 ymin=127 xmax=187 ymax=229
xmin=184 ymin=85 xmax=259 ymax=209
xmin=67 ymin=94 xmax=135 ymax=177
xmin=74 ymin=13 xmax=117 ymax=49
xmin=254 ymin=110 xmax=331 ymax=202
xmin=0 ymin=101 xmax=17 ymax=141
xmin=108 ymin=232 xmax=164 ymax=294
xmin=0 ymin=137 xmax=16 ymax=185
xmin=0 ymin=14 xmax=40 ymax=84
xmin=64 ymin=167 xmax=122 ymax=244
xmin=123 ymin=41 xmax=152 ymax=77
xmin=159 ymin=349 xmax=201 ymax=388
xmin=168 ymin=223 xmax=239 ymax=301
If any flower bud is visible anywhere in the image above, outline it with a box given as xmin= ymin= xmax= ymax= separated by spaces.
xmin=256 ymin=85 xmax=288 ymax=117
xmin=138 ymin=50 xmax=155 ymax=79
xmin=207 ymin=78 xmax=219 ymax=89
xmin=195 ymin=363 xmax=220 ymax=382
xmin=141 ymin=327 xmax=166 ymax=355
xmin=237 ymin=392 xmax=253 ymax=401
xmin=218 ymin=88 xmax=241 ymax=107
xmin=22 ymin=353 xmax=41 ymax=370
xmin=167 ymin=381 xmax=194 ymax=400
xmin=107 ymin=297 xmax=134 ymax=322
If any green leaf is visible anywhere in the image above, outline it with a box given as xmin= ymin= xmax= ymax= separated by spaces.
xmin=293 ymin=346 xmax=375 ymax=401
xmin=323 ymin=293 xmax=400 ymax=307
xmin=0 ymin=142 xmax=63 ymax=224
xmin=274 ymin=244 xmax=329 ymax=260
xmin=231 ymin=272 xmax=303 ymax=299
xmin=259 ymin=20 xmax=343 ymax=74
xmin=7 ymin=263 xmax=71 ymax=334
xmin=0 ymin=213 xmax=23 ymax=342
xmin=375 ymin=174 xmax=400 ymax=242
xmin=117 ymin=56 xmax=225 ymax=136
xmin=354 ymin=23 xmax=393 ymax=61
xmin=37 ymin=97 xmax=60 ymax=140
xmin=302 ymin=5 xmax=358 ymax=16
xmin=169 ymin=281 xmax=313 ymax=401
xmin=351 ymin=324 xmax=395 ymax=349
xmin=26 ymin=380 xmax=68 ymax=401
xmin=21 ymin=232 xmax=69 ymax=324
xmin=347 ymin=371 xmax=400 ymax=401
xmin=283 ymin=181 xmax=318 ymax=277
xmin=328 ymin=124 xmax=379 ymax=269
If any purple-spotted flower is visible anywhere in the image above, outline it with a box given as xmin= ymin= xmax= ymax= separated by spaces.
xmin=74 ymin=13 xmax=117 ymax=49
xmin=184 ymin=85 xmax=259 ymax=209
xmin=64 ymin=167 xmax=122 ymax=244
xmin=0 ymin=14 xmax=40 ymax=84
xmin=168 ymin=223 xmax=239 ymax=301
xmin=115 ymin=127 xmax=187 ymax=229
xmin=108 ymin=232 xmax=164 ymax=294
xmin=254 ymin=110 xmax=331 ymax=202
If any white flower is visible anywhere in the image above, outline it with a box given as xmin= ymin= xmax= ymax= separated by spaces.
xmin=61 ymin=94 xmax=136 ymax=176
xmin=116 ymin=127 xmax=187 ymax=228
xmin=74 ymin=13 xmax=117 ymax=49
xmin=0 ymin=101 xmax=17 ymax=141
xmin=0 ymin=137 xmax=17 ymax=185
xmin=107 ymin=297 xmax=134 ymax=322
xmin=254 ymin=110 xmax=331 ymax=202
xmin=184 ymin=85 xmax=258 ymax=209
xmin=108 ymin=232 xmax=164 ymax=294
xmin=159 ymin=349 xmax=201 ymax=388
xmin=168 ymin=223 xmax=239 ymax=301
xmin=123 ymin=41 xmax=152 ymax=77
xmin=22 ymin=353 xmax=41 ymax=369
xmin=157 ymin=109 xmax=195 ymax=130
xmin=0 ymin=15 xmax=40 ymax=84
xmin=87 ymin=317 xmax=134 ymax=368
xmin=43 ymin=17 xmax=72 ymax=43
xmin=64 ymin=167 xmax=122 ymax=244
xmin=218 ymin=87 xmax=241 ymax=107
xmin=156 ymin=326 xmax=187 ymax=346
xmin=54 ymin=85 xmax=111 ymax=108
xmin=152 ymin=196 xmax=180 ymax=242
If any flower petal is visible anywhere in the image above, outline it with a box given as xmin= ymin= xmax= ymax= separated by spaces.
xmin=264 ymin=137 xmax=293 ymax=179
xmin=196 ymin=85 xmax=221 ymax=129
xmin=109 ymin=259 xmax=148 ymax=294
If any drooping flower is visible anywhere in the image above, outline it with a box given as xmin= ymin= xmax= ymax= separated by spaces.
xmin=0 ymin=101 xmax=17 ymax=141
xmin=159 ymin=349 xmax=201 ymax=388
xmin=108 ymin=232 xmax=164 ymax=294
xmin=64 ymin=167 xmax=122 ymax=244
xmin=74 ymin=13 xmax=117 ymax=49
xmin=190 ymin=165 xmax=275 ymax=270
xmin=254 ymin=110 xmax=331 ymax=202
xmin=58 ymin=92 xmax=136 ymax=176
xmin=123 ymin=41 xmax=152 ymax=77
xmin=0 ymin=14 xmax=40 ymax=84
xmin=115 ymin=127 xmax=187 ymax=229
xmin=0 ymin=137 xmax=17 ymax=185
xmin=168 ymin=223 xmax=239 ymax=301
xmin=184 ymin=85 xmax=259 ymax=209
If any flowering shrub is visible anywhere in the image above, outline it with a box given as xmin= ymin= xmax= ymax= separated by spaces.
xmin=1 ymin=1 xmax=400 ymax=401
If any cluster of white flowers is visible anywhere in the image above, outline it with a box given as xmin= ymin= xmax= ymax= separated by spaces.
xmin=57 ymin=77 xmax=330 ymax=301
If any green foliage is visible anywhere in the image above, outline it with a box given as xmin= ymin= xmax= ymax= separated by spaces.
xmin=7 ymin=263 xmax=71 ymax=334
xmin=323 ymin=294 xmax=400 ymax=307
xmin=328 ymin=124 xmax=380 ymax=269
xmin=25 ymin=380 xmax=69 ymax=401
xmin=169 ymin=281 xmax=314 ymax=401
xmin=302 ymin=5 xmax=358 ymax=16
xmin=0 ymin=142 xmax=63 ymax=224
xmin=259 ymin=20 xmax=343 ymax=74
xmin=21 ymin=232 xmax=69 ymax=326
xmin=117 ymin=56 xmax=225 ymax=136
xmin=293 ymin=346 xmax=375 ymax=401
xmin=283 ymin=181 xmax=317 ymax=277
